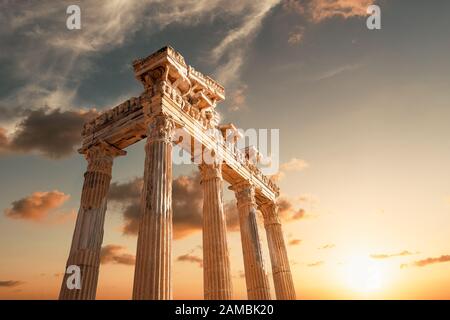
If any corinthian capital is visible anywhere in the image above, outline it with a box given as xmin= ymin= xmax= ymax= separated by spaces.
xmin=146 ymin=114 xmax=175 ymax=144
xmin=230 ymin=181 xmax=256 ymax=208
xmin=84 ymin=141 xmax=126 ymax=176
xmin=199 ymin=162 xmax=223 ymax=182
xmin=259 ymin=200 xmax=281 ymax=226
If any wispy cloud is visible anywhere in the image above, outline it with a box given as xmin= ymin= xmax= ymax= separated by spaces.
xmin=401 ymin=255 xmax=450 ymax=269
xmin=288 ymin=25 xmax=305 ymax=45
xmin=314 ymin=63 xmax=362 ymax=82
xmin=273 ymin=157 xmax=309 ymax=181
xmin=0 ymin=280 xmax=24 ymax=288
xmin=177 ymin=253 xmax=203 ymax=268
xmin=228 ymin=85 xmax=248 ymax=112
xmin=212 ymin=0 xmax=281 ymax=86
xmin=0 ymin=0 xmax=282 ymax=134
xmin=282 ymin=0 xmax=374 ymax=23
xmin=281 ymin=158 xmax=309 ymax=171
xmin=307 ymin=261 xmax=324 ymax=267
xmin=318 ymin=244 xmax=335 ymax=250
xmin=370 ymin=250 xmax=415 ymax=259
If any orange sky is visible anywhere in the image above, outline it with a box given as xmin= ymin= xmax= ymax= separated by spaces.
xmin=1 ymin=0 xmax=450 ymax=300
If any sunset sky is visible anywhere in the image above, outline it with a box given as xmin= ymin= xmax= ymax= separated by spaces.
xmin=1 ymin=0 xmax=450 ymax=300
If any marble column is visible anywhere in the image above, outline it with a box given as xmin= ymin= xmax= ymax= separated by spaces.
xmin=259 ymin=201 xmax=296 ymax=300
xmin=133 ymin=114 xmax=175 ymax=300
xmin=199 ymin=163 xmax=233 ymax=300
xmin=59 ymin=142 xmax=125 ymax=300
xmin=231 ymin=181 xmax=271 ymax=300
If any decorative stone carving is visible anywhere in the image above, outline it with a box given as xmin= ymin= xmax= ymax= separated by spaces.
xmin=146 ymin=113 xmax=175 ymax=144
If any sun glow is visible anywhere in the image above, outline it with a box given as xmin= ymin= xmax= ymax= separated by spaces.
xmin=344 ymin=256 xmax=385 ymax=292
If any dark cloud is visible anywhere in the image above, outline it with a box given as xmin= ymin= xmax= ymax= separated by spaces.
xmin=224 ymin=200 xmax=240 ymax=232
xmin=0 ymin=128 xmax=8 ymax=152
xmin=289 ymin=239 xmax=302 ymax=246
xmin=4 ymin=190 xmax=70 ymax=222
xmin=109 ymin=179 xmax=143 ymax=203
xmin=401 ymin=255 xmax=450 ymax=269
xmin=370 ymin=250 xmax=414 ymax=259
xmin=0 ymin=280 xmax=24 ymax=288
xmin=108 ymin=175 xmax=305 ymax=240
xmin=100 ymin=245 xmax=135 ymax=266
xmin=176 ymin=253 xmax=203 ymax=268
xmin=0 ymin=108 xmax=98 ymax=159
xmin=171 ymin=172 xmax=204 ymax=238
xmin=109 ymin=172 xmax=240 ymax=239
xmin=108 ymin=178 xmax=143 ymax=235
xmin=0 ymin=105 xmax=27 ymax=122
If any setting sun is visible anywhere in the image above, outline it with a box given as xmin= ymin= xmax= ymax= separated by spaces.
xmin=343 ymin=256 xmax=385 ymax=293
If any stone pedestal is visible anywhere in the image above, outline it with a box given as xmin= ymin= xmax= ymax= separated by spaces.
xmin=231 ymin=182 xmax=271 ymax=300
xmin=200 ymin=163 xmax=233 ymax=300
xmin=59 ymin=142 xmax=125 ymax=300
xmin=133 ymin=114 xmax=174 ymax=300
xmin=260 ymin=202 xmax=296 ymax=300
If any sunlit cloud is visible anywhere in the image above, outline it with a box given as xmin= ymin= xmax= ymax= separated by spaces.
xmin=273 ymin=157 xmax=309 ymax=181
xmin=282 ymin=0 xmax=374 ymax=23
xmin=289 ymin=239 xmax=302 ymax=246
xmin=0 ymin=280 xmax=24 ymax=288
xmin=4 ymin=190 xmax=70 ymax=223
xmin=100 ymin=245 xmax=135 ymax=266
xmin=401 ymin=255 xmax=450 ymax=269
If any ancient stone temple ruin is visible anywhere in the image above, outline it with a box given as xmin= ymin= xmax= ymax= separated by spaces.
xmin=59 ymin=46 xmax=296 ymax=300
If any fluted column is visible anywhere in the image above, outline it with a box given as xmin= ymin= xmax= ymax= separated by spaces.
xmin=260 ymin=201 xmax=296 ymax=300
xmin=199 ymin=163 xmax=233 ymax=300
xmin=231 ymin=181 xmax=271 ymax=300
xmin=59 ymin=142 xmax=125 ymax=300
xmin=133 ymin=114 xmax=175 ymax=300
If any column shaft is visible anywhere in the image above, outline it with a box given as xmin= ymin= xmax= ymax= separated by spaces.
xmin=200 ymin=163 xmax=233 ymax=300
xmin=133 ymin=114 xmax=174 ymax=300
xmin=59 ymin=142 xmax=124 ymax=300
xmin=260 ymin=202 xmax=296 ymax=300
xmin=232 ymin=182 xmax=271 ymax=300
